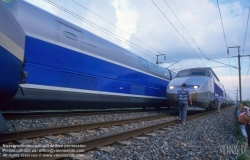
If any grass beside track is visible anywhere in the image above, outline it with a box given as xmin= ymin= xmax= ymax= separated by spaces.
xmin=236 ymin=107 xmax=250 ymax=160
xmin=236 ymin=125 xmax=249 ymax=160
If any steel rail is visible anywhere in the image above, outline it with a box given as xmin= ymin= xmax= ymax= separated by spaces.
xmin=3 ymin=109 xmax=170 ymax=120
xmin=1 ymin=106 xmax=231 ymax=160
xmin=0 ymin=114 xmax=172 ymax=143
xmin=67 ymin=108 xmax=221 ymax=152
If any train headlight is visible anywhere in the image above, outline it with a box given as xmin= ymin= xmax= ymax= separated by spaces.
xmin=193 ymin=85 xmax=199 ymax=89
xmin=169 ymin=86 xmax=174 ymax=89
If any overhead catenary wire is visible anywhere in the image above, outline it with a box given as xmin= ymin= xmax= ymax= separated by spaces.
xmin=162 ymin=0 xmax=203 ymax=70
xmin=216 ymin=0 xmax=228 ymax=49
xmin=242 ymin=7 xmax=250 ymax=58
xmin=243 ymin=63 xmax=250 ymax=89
xmin=163 ymin=0 xmax=209 ymax=62
xmin=216 ymin=0 xmax=234 ymax=86
xmin=242 ymin=7 xmax=250 ymax=90
xmin=44 ymin=0 xmax=158 ymax=61
xmin=151 ymin=0 xmax=207 ymax=67
xmin=163 ymin=0 xmax=209 ymax=69
xmin=71 ymin=0 xmax=178 ymax=64
xmin=47 ymin=0 xmax=183 ymax=71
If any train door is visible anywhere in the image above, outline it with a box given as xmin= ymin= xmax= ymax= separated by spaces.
xmin=210 ymin=71 xmax=216 ymax=108
xmin=55 ymin=21 xmax=83 ymax=67
xmin=54 ymin=21 xmax=88 ymax=89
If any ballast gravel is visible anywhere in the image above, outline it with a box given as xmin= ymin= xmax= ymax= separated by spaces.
xmin=16 ymin=116 xmax=178 ymax=145
xmin=80 ymin=106 xmax=239 ymax=160
xmin=6 ymin=110 xmax=175 ymax=132
xmin=2 ymin=106 xmax=240 ymax=159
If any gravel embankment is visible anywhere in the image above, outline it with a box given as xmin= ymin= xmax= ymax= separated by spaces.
xmin=81 ymin=106 xmax=238 ymax=160
xmin=6 ymin=111 xmax=175 ymax=132
xmin=17 ymin=116 xmax=178 ymax=145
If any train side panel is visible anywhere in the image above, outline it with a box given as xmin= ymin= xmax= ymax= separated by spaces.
xmin=2 ymin=0 xmax=171 ymax=109
xmin=0 ymin=0 xmax=25 ymax=101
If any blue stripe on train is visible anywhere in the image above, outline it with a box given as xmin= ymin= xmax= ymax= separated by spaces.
xmin=24 ymin=36 xmax=168 ymax=97
xmin=214 ymin=82 xmax=223 ymax=96
xmin=0 ymin=46 xmax=22 ymax=100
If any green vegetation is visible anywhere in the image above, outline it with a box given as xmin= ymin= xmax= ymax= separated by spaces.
xmin=236 ymin=125 xmax=249 ymax=160
xmin=247 ymin=99 xmax=250 ymax=107
xmin=236 ymin=107 xmax=250 ymax=160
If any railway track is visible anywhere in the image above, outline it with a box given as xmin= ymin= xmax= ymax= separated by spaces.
xmin=0 ymin=108 xmax=230 ymax=159
xmin=0 ymin=114 xmax=174 ymax=143
xmin=2 ymin=108 xmax=172 ymax=120
xmin=61 ymin=107 xmax=227 ymax=152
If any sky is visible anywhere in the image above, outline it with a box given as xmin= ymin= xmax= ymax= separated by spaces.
xmin=24 ymin=0 xmax=250 ymax=101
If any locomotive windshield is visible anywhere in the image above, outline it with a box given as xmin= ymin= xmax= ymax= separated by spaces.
xmin=191 ymin=71 xmax=206 ymax=76
xmin=177 ymin=69 xmax=208 ymax=77
xmin=177 ymin=71 xmax=190 ymax=77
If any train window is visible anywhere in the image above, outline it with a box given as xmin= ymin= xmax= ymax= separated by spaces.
xmin=209 ymin=71 xmax=213 ymax=77
xmin=214 ymin=76 xmax=220 ymax=83
xmin=138 ymin=57 xmax=149 ymax=70
xmin=160 ymin=67 xmax=168 ymax=77
xmin=191 ymin=71 xmax=206 ymax=76
xmin=212 ymin=72 xmax=220 ymax=82
xmin=177 ymin=71 xmax=189 ymax=77
xmin=150 ymin=63 xmax=159 ymax=73
xmin=171 ymin=71 xmax=177 ymax=78
xmin=63 ymin=31 xmax=78 ymax=40
xmin=211 ymin=70 xmax=220 ymax=82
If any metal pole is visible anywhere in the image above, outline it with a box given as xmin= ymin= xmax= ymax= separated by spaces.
xmin=228 ymin=46 xmax=242 ymax=103
xmin=237 ymin=89 xmax=238 ymax=104
xmin=234 ymin=86 xmax=238 ymax=104
xmin=212 ymin=46 xmax=250 ymax=103
xmin=237 ymin=47 xmax=242 ymax=103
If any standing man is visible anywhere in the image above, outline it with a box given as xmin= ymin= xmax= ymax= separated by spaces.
xmin=177 ymin=83 xmax=192 ymax=123
xmin=217 ymin=93 xmax=222 ymax=112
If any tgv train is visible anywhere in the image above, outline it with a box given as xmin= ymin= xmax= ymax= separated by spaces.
xmin=1 ymin=0 xmax=176 ymax=110
xmin=0 ymin=0 xmax=25 ymax=101
xmin=167 ymin=67 xmax=234 ymax=110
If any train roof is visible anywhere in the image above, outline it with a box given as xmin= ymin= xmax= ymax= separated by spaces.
xmin=8 ymin=0 xmax=172 ymax=80
xmin=177 ymin=67 xmax=220 ymax=81
xmin=16 ymin=0 xmax=154 ymax=64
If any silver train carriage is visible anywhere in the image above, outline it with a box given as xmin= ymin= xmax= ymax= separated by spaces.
xmin=1 ymin=0 xmax=174 ymax=110
xmin=167 ymin=67 xmax=234 ymax=110
xmin=0 ymin=0 xmax=25 ymax=101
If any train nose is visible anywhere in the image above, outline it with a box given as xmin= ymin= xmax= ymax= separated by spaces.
xmin=167 ymin=76 xmax=208 ymax=101
xmin=167 ymin=91 xmax=178 ymax=101
xmin=168 ymin=77 xmax=208 ymax=91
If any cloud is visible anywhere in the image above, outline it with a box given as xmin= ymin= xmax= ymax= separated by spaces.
xmin=25 ymin=0 xmax=58 ymax=15
xmin=127 ymin=0 xmax=249 ymax=100
xmin=112 ymin=0 xmax=137 ymax=47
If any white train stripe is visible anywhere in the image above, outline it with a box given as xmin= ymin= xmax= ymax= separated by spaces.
xmin=25 ymin=32 xmax=168 ymax=82
xmin=20 ymin=84 xmax=167 ymax=99
xmin=0 ymin=31 xmax=24 ymax=61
